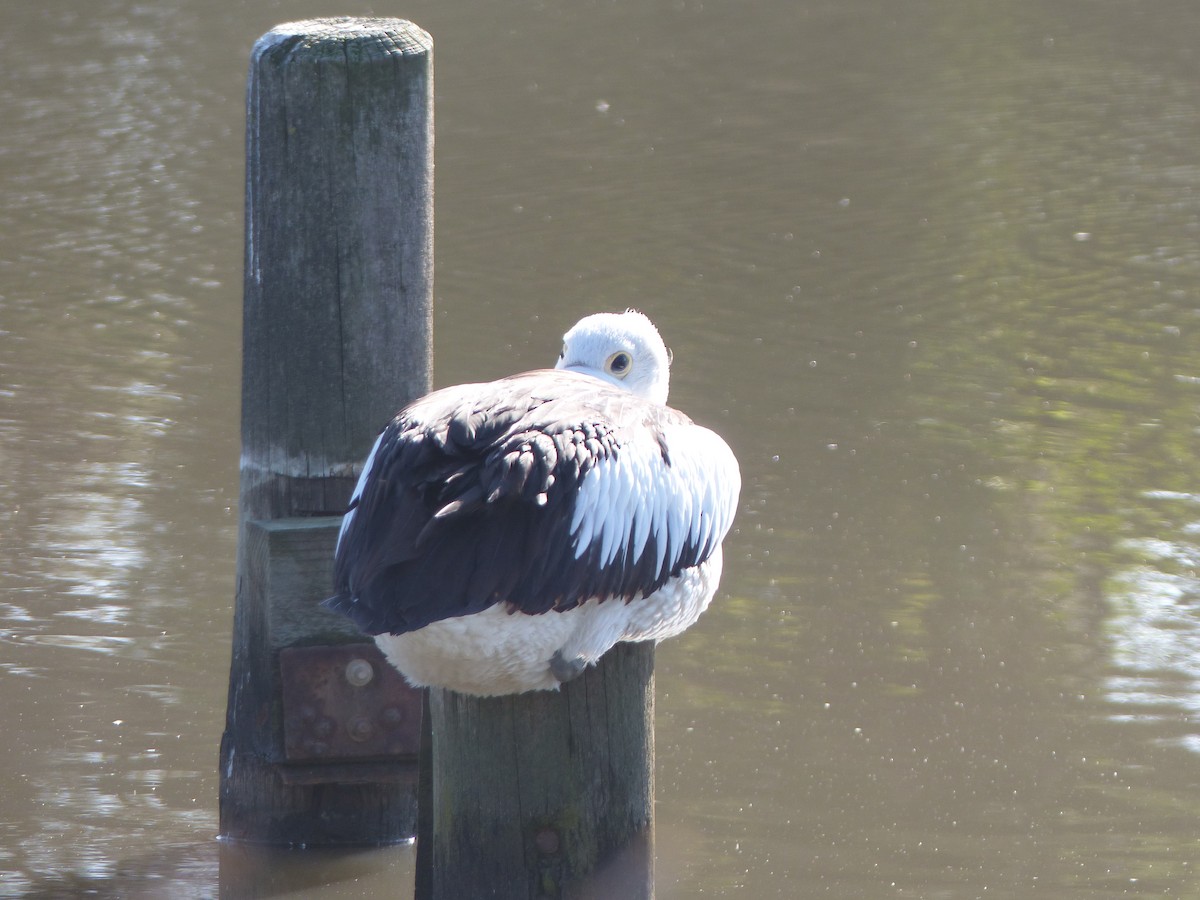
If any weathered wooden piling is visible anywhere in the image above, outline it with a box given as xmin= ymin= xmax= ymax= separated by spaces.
xmin=421 ymin=643 xmax=656 ymax=900
xmin=219 ymin=17 xmax=433 ymax=846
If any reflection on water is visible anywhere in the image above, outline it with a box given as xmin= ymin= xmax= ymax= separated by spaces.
xmin=1108 ymin=492 xmax=1200 ymax=752
xmin=3 ymin=0 xmax=1200 ymax=896
xmin=0 ymin=0 xmax=239 ymax=892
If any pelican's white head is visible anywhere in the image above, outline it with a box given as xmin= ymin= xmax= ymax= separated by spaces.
xmin=555 ymin=310 xmax=671 ymax=405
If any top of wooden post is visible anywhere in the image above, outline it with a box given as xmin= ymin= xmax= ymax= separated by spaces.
xmin=256 ymin=17 xmax=433 ymax=60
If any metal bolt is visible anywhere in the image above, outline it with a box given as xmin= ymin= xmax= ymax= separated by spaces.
xmin=345 ymin=657 xmax=375 ymax=687
xmin=534 ymin=828 xmax=560 ymax=856
xmin=348 ymin=716 xmax=375 ymax=742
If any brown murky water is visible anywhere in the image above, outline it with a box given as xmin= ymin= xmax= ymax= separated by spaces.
xmin=3 ymin=0 xmax=1200 ymax=896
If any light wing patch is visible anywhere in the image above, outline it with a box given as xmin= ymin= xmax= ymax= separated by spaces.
xmin=569 ymin=421 xmax=739 ymax=583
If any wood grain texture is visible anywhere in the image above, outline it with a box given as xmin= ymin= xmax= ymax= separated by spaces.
xmin=220 ymin=17 xmax=432 ymax=846
xmin=426 ymin=642 xmax=655 ymax=899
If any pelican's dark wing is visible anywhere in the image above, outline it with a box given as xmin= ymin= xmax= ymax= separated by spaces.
xmin=325 ymin=368 xmax=739 ymax=635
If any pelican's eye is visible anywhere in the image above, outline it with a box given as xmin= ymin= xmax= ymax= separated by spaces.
xmin=559 ymin=344 xmax=567 ymax=361
xmin=605 ymin=351 xmax=633 ymax=378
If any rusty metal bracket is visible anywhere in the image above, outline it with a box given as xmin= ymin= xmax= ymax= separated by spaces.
xmin=279 ymin=642 xmax=423 ymax=763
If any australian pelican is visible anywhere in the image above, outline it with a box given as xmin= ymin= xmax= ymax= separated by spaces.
xmin=325 ymin=310 xmax=740 ymax=696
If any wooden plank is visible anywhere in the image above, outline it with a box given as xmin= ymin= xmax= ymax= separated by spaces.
xmin=246 ymin=517 xmax=360 ymax=650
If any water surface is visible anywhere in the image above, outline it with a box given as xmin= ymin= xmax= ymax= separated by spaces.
xmin=2 ymin=0 xmax=1199 ymax=896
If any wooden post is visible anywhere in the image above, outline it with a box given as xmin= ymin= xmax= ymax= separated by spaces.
xmin=219 ymin=17 xmax=434 ymax=846
xmin=423 ymin=642 xmax=656 ymax=900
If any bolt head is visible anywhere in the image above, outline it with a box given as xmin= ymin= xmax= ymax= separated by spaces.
xmin=345 ymin=658 xmax=375 ymax=687
xmin=348 ymin=716 xmax=375 ymax=742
